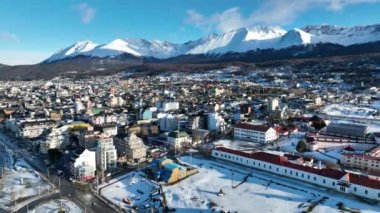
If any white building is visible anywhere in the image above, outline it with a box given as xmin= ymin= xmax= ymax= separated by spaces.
xmin=96 ymin=136 xmax=117 ymax=171
xmin=159 ymin=114 xmax=178 ymax=132
xmin=17 ymin=120 xmax=56 ymax=139
xmin=72 ymin=149 xmax=96 ymax=181
xmin=234 ymin=122 xmax=278 ymax=143
xmin=212 ymin=147 xmax=380 ymax=201
xmin=40 ymin=127 xmax=68 ymax=154
xmin=207 ymin=112 xmax=225 ymax=132
xmin=98 ymin=123 xmax=118 ymax=136
xmin=157 ymin=101 xmax=179 ymax=112
xmin=74 ymin=100 xmax=85 ymax=114
xmin=167 ymin=131 xmax=190 ymax=149
xmin=268 ymin=98 xmax=279 ymax=111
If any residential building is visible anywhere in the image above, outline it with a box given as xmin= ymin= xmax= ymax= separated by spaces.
xmin=96 ymin=136 xmax=117 ymax=171
xmin=207 ymin=112 xmax=225 ymax=132
xmin=160 ymin=114 xmax=178 ymax=132
xmin=71 ymin=149 xmax=96 ymax=181
xmin=268 ymin=98 xmax=279 ymax=111
xmin=167 ymin=131 xmax=190 ymax=149
xmin=234 ymin=122 xmax=278 ymax=143
xmin=341 ymin=154 xmax=380 ymax=173
xmin=124 ymin=133 xmax=147 ymax=163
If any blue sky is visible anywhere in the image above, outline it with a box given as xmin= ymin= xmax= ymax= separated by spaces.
xmin=1 ymin=0 xmax=379 ymax=65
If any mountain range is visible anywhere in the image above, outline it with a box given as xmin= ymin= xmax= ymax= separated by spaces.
xmin=0 ymin=24 xmax=379 ymax=80
xmin=45 ymin=24 xmax=380 ymax=63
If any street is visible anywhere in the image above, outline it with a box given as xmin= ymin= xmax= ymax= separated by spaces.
xmin=0 ymin=132 xmax=114 ymax=213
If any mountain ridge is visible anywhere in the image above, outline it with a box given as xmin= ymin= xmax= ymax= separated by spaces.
xmin=45 ymin=23 xmax=380 ymax=63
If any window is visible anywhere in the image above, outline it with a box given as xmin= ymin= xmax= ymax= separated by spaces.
xmin=258 ymin=163 xmax=261 ymax=167
xmin=354 ymin=187 xmax=357 ymax=192
xmin=290 ymin=171 xmax=292 ymax=175
xmin=378 ymin=193 xmax=380 ymax=198
xmin=285 ymin=169 xmax=287 ymax=174
xmin=296 ymin=172 xmax=298 ymax=176
xmin=323 ymin=179 xmax=326 ymax=184
xmin=313 ymin=177 xmax=316 ymax=181
xmin=276 ymin=168 xmax=279 ymax=172
xmin=269 ymin=166 xmax=272 ymax=169
xmin=307 ymin=175 xmax=310 ymax=179
xmin=365 ymin=190 xmax=368 ymax=195
xmin=215 ymin=153 xmax=219 ymax=156
xmin=332 ymin=182 xmax=335 ymax=186
xmin=301 ymin=174 xmax=304 ymax=178
xmin=264 ymin=164 xmax=266 ymax=168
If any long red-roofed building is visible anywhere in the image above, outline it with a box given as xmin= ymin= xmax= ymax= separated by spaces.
xmin=211 ymin=146 xmax=380 ymax=201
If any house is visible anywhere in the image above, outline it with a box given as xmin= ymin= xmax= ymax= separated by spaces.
xmin=234 ymin=122 xmax=278 ymax=143
xmin=212 ymin=146 xmax=380 ymax=201
xmin=70 ymin=149 xmax=96 ymax=181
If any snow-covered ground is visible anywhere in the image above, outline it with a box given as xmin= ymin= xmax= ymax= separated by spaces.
xmin=0 ymin=159 xmax=52 ymax=210
xmin=322 ymin=104 xmax=379 ymax=119
xmin=31 ymin=198 xmax=82 ymax=213
xmin=213 ymin=139 xmax=263 ymax=150
xmin=277 ymin=135 xmax=341 ymax=163
xmin=163 ymin=155 xmax=380 ymax=213
xmin=100 ymin=171 xmax=159 ymax=210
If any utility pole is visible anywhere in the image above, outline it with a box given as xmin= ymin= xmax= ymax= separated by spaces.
xmin=58 ymin=176 xmax=61 ymax=198
xmin=231 ymin=172 xmax=234 ymax=188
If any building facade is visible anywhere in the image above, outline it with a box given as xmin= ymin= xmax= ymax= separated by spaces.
xmin=212 ymin=147 xmax=380 ymax=201
xmin=234 ymin=122 xmax=278 ymax=143
xmin=71 ymin=149 xmax=96 ymax=181
xmin=341 ymin=154 xmax=380 ymax=173
xmin=96 ymin=136 xmax=117 ymax=171
xmin=124 ymin=133 xmax=147 ymax=162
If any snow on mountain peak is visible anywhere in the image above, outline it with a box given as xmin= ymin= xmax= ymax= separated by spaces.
xmin=245 ymin=26 xmax=286 ymax=41
xmin=45 ymin=23 xmax=380 ymax=63
xmin=45 ymin=40 xmax=98 ymax=62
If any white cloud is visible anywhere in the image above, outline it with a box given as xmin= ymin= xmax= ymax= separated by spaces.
xmin=0 ymin=50 xmax=51 ymax=65
xmin=73 ymin=2 xmax=96 ymax=24
xmin=185 ymin=0 xmax=380 ymax=32
xmin=0 ymin=32 xmax=19 ymax=42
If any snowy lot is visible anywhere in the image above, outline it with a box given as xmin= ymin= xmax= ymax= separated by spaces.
xmin=213 ymin=139 xmax=263 ymax=150
xmin=322 ymin=104 xmax=379 ymax=119
xmin=31 ymin=198 xmax=82 ymax=213
xmin=0 ymin=159 xmax=52 ymax=210
xmin=163 ymin=155 xmax=380 ymax=213
xmin=100 ymin=171 xmax=159 ymax=210
xmin=277 ymin=135 xmax=341 ymax=163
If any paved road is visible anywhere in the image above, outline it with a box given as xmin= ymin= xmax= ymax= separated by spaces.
xmin=0 ymin=133 xmax=114 ymax=213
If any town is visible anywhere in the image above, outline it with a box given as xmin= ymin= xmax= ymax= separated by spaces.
xmin=0 ymin=64 xmax=379 ymax=212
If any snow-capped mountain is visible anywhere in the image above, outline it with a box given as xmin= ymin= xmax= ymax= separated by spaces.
xmin=302 ymin=24 xmax=380 ymax=46
xmin=45 ymin=24 xmax=380 ymax=63
xmin=47 ymin=41 xmax=98 ymax=62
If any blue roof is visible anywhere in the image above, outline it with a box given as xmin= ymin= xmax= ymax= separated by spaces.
xmin=163 ymin=163 xmax=186 ymax=171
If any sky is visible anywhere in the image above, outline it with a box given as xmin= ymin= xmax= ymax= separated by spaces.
xmin=0 ymin=0 xmax=379 ymax=65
